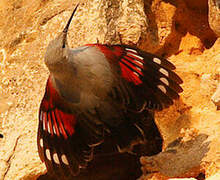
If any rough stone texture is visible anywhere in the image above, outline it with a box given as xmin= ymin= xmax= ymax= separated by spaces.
xmin=208 ymin=0 xmax=220 ymax=37
xmin=0 ymin=0 xmax=219 ymax=180
xmin=211 ymin=84 xmax=220 ymax=109
xmin=140 ymin=128 xmax=219 ymax=179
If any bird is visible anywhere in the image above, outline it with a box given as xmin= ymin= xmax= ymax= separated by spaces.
xmin=37 ymin=4 xmax=183 ymax=180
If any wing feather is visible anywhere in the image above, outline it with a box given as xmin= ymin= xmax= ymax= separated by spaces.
xmin=37 ymin=77 xmax=96 ymax=178
xmin=90 ymin=44 xmax=183 ymax=111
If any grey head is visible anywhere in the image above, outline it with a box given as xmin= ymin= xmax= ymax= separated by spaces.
xmin=44 ymin=4 xmax=79 ymax=74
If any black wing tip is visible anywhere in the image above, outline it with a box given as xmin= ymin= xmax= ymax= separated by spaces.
xmin=147 ymin=104 xmax=163 ymax=111
xmin=173 ymin=71 xmax=183 ymax=84
xmin=37 ymin=173 xmax=54 ymax=180
xmin=179 ymin=78 xmax=184 ymax=84
xmin=162 ymin=101 xmax=174 ymax=110
xmin=119 ymin=44 xmax=183 ymax=82
xmin=178 ymin=86 xmax=184 ymax=93
xmin=108 ymin=44 xmax=184 ymax=111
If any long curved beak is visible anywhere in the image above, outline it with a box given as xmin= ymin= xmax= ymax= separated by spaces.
xmin=62 ymin=4 xmax=79 ymax=47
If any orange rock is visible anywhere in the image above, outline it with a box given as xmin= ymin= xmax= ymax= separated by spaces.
xmin=0 ymin=0 xmax=219 ymax=180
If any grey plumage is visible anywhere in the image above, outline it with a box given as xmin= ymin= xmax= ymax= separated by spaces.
xmin=37 ymin=4 xmax=182 ymax=180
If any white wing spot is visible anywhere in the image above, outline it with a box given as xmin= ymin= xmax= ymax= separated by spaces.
xmin=158 ymin=85 xmax=167 ymax=93
xmin=61 ymin=154 xmax=69 ymax=165
xmin=136 ymin=67 xmax=142 ymax=72
xmin=153 ymin=57 xmax=161 ymax=64
xmin=160 ymin=77 xmax=169 ymax=85
xmin=53 ymin=126 xmax=56 ymax=135
xmin=135 ymin=60 xmax=143 ymax=67
xmin=40 ymin=138 xmax=43 ymax=148
xmin=53 ymin=153 xmax=60 ymax=164
xmin=126 ymin=48 xmax=137 ymax=53
xmin=127 ymin=52 xmax=144 ymax=60
xmin=48 ymin=121 xmax=51 ymax=134
xmin=45 ymin=149 xmax=51 ymax=161
xmin=40 ymin=112 xmax=43 ymax=121
xmin=133 ymin=72 xmax=139 ymax=77
xmin=43 ymin=120 xmax=45 ymax=131
xmin=159 ymin=68 xmax=169 ymax=76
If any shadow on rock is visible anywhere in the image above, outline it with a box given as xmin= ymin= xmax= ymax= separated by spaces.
xmin=140 ymin=133 xmax=210 ymax=178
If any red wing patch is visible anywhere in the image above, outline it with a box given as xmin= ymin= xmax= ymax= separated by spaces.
xmin=87 ymin=44 xmax=183 ymax=111
xmin=87 ymin=44 xmax=144 ymax=85
xmin=87 ymin=44 xmax=123 ymax=60
xmin=38 ymin=77 xmax=91 ymax=177
xmin=40 ymin=77 xmax=77 ymax=139
xmin=119 ymin=48 xmax=144 ymax=85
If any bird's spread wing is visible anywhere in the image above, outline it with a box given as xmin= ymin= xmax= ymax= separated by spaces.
xmin=89 ymin=44 xmax=183 ymax=111
xmin=37 ymin=77 xmax=96 ymax=177
xmin=38 ymin=44 xmax=182 ymax=178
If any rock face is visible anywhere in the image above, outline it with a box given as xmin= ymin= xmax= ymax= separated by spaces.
xmin=208 ymin=0 xmax=220 ymax=37
xmin=0 ymin=0 xmax=219 ymax=180
xmin=211 ymin=84 xmax=220 ymax=109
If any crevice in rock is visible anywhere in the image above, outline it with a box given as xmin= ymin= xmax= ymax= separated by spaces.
xmin=3 ymin=135 xmax=21 ymax=180
xmin=103 ymin=0 xmax=121 ymax=44
xmin=140 ymin=0 xmax=159 ymax=51
xmin=7 ymin=32 xmax=27 ymax=52
xmin=140 ymin=133 xmax=210 ymax=178
xmin=5 ymin=6 xmax=67 ymax=54
xmin=39 ymin=9 xmax=66 ymax=26
xmin=154 ymin=0 xmax=217 ymax=56
xmin=196 ymin=172 xmax=206 ymax=180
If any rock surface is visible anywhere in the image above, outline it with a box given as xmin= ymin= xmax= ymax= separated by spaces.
xmin=211 ymin=84 xmax=220 ymax=109
xmin=208 ymin=0 xmax=220 ymax=37
xmin=0 ymin=0 xmax=219 ymax=180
